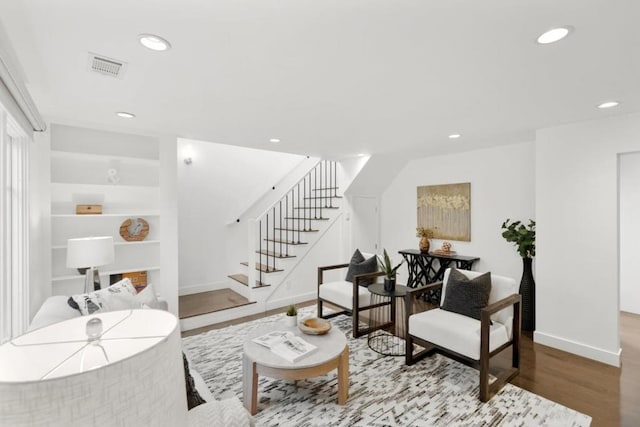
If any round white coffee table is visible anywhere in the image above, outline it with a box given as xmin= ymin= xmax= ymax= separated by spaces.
xmin=242 ymin=321 xmax=349 ymax=415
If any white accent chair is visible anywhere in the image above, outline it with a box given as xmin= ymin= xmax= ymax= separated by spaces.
xmin=317 ymin=252 xmax=387 ymax=338
xmin=404 ymin=268 xmax=522 ymax=402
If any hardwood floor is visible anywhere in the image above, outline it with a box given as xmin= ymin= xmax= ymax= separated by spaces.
xmin=181 ymin=302 xmax=640 ymax=427
xmin=178 ymin=289 xmax=254 ymax=319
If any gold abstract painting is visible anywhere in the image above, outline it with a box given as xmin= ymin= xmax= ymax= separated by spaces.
xmin=417 ymin=183 xmax=471 ymax=241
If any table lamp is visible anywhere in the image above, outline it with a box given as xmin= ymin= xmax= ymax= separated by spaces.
xmin=0 ymin=309 xmax=188 ymax=426
xmin=66 ymin=236 xmax=115 ymax=293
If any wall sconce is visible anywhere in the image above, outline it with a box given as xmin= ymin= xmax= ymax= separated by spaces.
xmin=183 ymin=145 xmax=193 ymax=165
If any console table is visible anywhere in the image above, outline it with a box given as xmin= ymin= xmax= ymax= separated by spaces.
xmin=399 ymin=249 xmax=479 ymax=302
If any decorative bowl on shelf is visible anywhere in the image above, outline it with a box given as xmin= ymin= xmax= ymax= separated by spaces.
xmin=298 ymin=317 xmax=332 ymax=335
xmin=119 ymin=218 xmax=149 ymax=242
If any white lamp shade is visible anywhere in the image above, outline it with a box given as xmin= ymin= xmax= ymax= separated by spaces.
xmin=66 ymin=236 xmax=115 ymax=268
xmin=0 ymin=310 xmax=188 ymax=426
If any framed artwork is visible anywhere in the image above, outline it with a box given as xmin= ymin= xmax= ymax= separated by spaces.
xmin=417 ymin=182 xmax=471 ymax=241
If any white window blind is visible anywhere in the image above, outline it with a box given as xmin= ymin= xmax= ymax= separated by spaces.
xmin=0 ymin=109 xmax=29 ymax=344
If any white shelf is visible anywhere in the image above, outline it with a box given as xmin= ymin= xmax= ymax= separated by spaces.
xmin=51 ymin=181 xmax=158 ymax=189
xmin=51 ymin=213 xmax=160 ymax=218
xmin=51 ymin=150 xmax=159 ymax=164
xmin=52 ymin=266 xmax=161 ymax=282
xmin=52 ymin=240 xmax=160 ymax=250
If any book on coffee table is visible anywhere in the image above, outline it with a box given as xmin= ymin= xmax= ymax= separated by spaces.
xmin=252 ymin=331 xmax=317 ymax=362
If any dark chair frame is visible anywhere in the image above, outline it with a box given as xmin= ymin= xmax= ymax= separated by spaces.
xmin=317 ymin=263 xmax=388 ymax=338
xmin=404 ymin=281 xmax=522 ymax=402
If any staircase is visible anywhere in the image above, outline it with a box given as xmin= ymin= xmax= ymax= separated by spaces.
xmin=179 ymin=159 xmax=342 ymax=331
xmin=230 ymin=160 xmax=341 ymax=290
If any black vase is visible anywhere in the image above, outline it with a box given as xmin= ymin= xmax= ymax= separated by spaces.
xmin=520 ymin=257 xmax=535 ymax=331
xmin=383 ymin=277 xmax=396 ymax=293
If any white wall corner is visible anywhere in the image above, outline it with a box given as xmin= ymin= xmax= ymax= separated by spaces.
xmin=159 ymin=135 xmax=179 ymax=316
xmin=534 ymin=330 xmax=621 ymax=367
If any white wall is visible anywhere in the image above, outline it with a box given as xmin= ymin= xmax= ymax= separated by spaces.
xmin=380 ymin=142 xmax=536 ymax=283
xmin=620 ymin=151 xmax=640 ymax=315
xmin=535 ymin=112 xmax=640 ymax=367
xmin=177 ymin=139 xmax=306 ymax=290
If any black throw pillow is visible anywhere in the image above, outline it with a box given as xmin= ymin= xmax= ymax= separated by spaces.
xmin=345 ymin=249 xmax=378 ymax=287
xmin=183 ymin=353 xmax=206 ymax=410
xmin=441 ymin=269 xmax=492 ymax=321
xmin=67 ymin=296 xmax=80 ymax=312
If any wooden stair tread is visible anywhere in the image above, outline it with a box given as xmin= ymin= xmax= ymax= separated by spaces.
xmin=240 ymin=262 xmax=283 ymax=273
xmin=294 ymin=206 xmax=339 ymax=210
xmin=312 ymin=187 xmax=339 ymax=191
xmin=304 ymin=196 xmax=342 ymax=200
xmin=228 ymin=274 xmax=271 ymax=289
xmin=283 ymin=217 xmax=330 ymax=220
xmin=264 ymin=238 xmax=308 ymax=245
xmin=178 ymin=289 xmax=255 ymax=319
xmin=274 ymin=227 xmax=318 ymax=232
xmin=256 ymin=250 xmax=296 ymax=258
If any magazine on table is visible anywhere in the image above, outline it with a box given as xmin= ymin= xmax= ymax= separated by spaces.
xmin=252 ymin=330 xmax=317 ymax=362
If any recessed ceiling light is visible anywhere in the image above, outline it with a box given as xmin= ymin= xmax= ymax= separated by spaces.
xmin=597 ymin=101 xmax=620 ymax=109
xmin=537 ymin=27 xmax=572 ymax=44
xmin=357 ymin=153 xmax=366 ymax=157
xmin=269 ymin=138 xmax=281 ymax=143
xmin=138 ymin=34 xmax=171 ymax=51
xmin=448 ymin=134 xmax=461 ymax=139
xmin=116 ymin=112 xmax=135 ymax=119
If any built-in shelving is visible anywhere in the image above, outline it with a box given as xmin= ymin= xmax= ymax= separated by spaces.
xmin=50 ymin=124 xmax=162 ymax=295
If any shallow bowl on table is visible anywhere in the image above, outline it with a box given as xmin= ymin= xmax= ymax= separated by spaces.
xmin=298 ymin=317 xmax=332 ymax=335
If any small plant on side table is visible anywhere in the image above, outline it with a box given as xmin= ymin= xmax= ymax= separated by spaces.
xmin=285 ymin=304 xmax=298 ymax=327
xmin=377 ymin=249 xmax=404 ymax=292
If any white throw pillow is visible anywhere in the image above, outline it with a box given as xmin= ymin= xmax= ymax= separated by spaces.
xmin=136 ymin=283 xmax=160 ymax=309
xmin=69 ymin=279 xmax=158 ymax=315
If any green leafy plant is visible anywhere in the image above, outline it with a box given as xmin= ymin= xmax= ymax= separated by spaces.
xmin=285 ymin=304 xmax=297 ymax=316
xmin=377 ymin=248 xmax=404 ymax=279
xmin=501 ymin=219 xmax=536 ymax=258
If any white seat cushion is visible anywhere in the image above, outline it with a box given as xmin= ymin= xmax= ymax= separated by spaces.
xmin=319 ymin=280 xmax=372 ymax=310
xmin=408 ymin=308 xmax=509 ymax=360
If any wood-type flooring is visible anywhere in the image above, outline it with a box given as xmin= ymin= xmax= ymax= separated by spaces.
xmin=181 ymin=301 xmax=640 ymax=427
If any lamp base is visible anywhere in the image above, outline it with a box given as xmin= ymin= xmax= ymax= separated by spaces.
xmin=84 ymin=267 xmax=102 ymax=293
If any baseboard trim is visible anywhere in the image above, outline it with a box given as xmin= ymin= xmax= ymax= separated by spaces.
xmin=533 ymin=330 xmax=621 ymax=367
xmin=265 ymin=292 xmax=317 ymax=312
xmin=180 ymin=302 xmax=265 ymax=331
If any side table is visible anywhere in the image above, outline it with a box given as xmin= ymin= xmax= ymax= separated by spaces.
xmin=367 ymin=283 xmax=408 ymax=356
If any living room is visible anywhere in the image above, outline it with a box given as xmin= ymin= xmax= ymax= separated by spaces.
xmin=1 ymin=1 xmax=639 ymax=426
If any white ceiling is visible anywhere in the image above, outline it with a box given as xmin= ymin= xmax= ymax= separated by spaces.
xmin=0 ymin=0 xmax=638 ymax=159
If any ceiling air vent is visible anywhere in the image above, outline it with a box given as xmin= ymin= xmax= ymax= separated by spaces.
xmin=87 ymin=53 xmax=127 ymax=79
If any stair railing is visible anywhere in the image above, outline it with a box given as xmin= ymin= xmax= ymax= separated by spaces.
xmin=247 ymin=160 xmax=338 ymax=288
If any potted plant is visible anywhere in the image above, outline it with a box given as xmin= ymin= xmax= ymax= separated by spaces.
xmin=416 ymin=227 xmax=435 ymax=253
xmin=285 ymin=304 xmax=298 ymax=327
xmin=501 ymin=219 xmax=536 ymax=331
xmin=377 ymin=249 xmax=404 ymax=292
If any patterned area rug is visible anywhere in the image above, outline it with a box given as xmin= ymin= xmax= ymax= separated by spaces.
xmin=182 ymin=308 xmax=591 ymax=426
